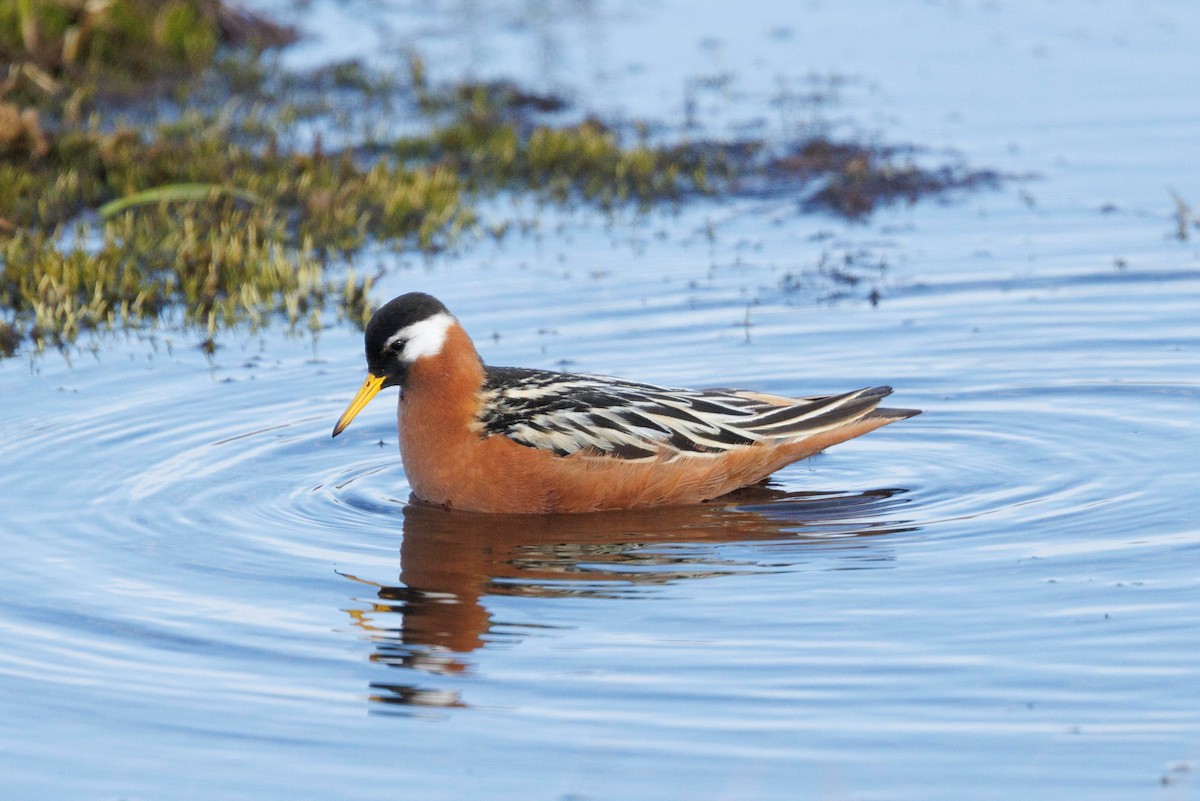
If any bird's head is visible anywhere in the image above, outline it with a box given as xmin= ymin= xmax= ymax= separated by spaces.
xmin=332 ymin=292 xmax=455 ymax=437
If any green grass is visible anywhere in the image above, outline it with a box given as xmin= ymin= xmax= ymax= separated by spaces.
xmin=0 ymin=2 xmax=1000 ymax=358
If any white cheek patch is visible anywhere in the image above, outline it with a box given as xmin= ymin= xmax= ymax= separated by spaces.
xmin=392 ymin=312 xmax=455 ymax=362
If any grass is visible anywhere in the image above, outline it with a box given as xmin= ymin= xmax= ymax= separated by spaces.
xmin=0 ymin=1 xmax=1002 ymax=359
xmin=1169 ymin=189 xmax=1199 ymax=240
xmin=0 ymin=105 xmax=474 ymax=352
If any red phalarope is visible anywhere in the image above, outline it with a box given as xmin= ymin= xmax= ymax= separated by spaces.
xmin=333 ymin=292 xmax=919 ymax=513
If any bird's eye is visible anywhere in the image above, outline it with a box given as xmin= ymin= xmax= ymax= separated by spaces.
xmin=388 ymin=340 xmax=404 ymax=353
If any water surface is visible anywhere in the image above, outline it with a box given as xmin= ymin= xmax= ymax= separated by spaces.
xmin=2 ymin=2 xmax=1199 ymax=799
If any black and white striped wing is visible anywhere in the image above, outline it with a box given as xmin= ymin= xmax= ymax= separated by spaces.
xmin=477 ymin=366 xmax=892 ymax=460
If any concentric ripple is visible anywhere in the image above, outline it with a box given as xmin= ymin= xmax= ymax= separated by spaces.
xmin=2 ymin=210 xmax=1199 ymax=801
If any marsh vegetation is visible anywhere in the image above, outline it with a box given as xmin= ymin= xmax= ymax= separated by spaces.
xmin=0 ymin=0 xmax=998 ymax=357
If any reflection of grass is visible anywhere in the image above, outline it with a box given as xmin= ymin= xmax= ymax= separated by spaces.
xmin=0 ymin=2 xmax=1002 ymax=358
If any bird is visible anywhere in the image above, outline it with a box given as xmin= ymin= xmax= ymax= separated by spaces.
xmin=332 ymin=292 xmax=920 ymax=514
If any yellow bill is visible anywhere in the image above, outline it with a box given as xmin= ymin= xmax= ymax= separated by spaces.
xmin=332 ymin=373 xmax=386 ymax=437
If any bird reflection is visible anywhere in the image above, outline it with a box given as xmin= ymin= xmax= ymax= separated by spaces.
xmin=343 ymin=486 xmax=915 ymax=712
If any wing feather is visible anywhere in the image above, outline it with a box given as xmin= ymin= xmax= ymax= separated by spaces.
xmin=477 ymin=366 xmax=893 ymax=460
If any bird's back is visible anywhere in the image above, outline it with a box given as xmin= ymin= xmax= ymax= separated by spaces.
xmin=478 ymin=366 xmax=917 ymax=463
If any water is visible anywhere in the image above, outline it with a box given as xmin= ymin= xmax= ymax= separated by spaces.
xmin=3 ymin=2 xmax=1199 ymax=799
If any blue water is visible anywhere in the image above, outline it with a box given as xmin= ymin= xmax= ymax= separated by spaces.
xmin=2 ymin=2 xmax=1199 ymax=799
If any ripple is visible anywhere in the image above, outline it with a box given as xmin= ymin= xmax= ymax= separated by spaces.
xmin=2 ymin=191 xmax=1199 ymax=800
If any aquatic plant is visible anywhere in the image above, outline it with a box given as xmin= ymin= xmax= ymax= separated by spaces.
xmin=1169 ymin=189 xmax=1199 ymax=240
xmin=0 ymin=3 xmax=1001 ymax=359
